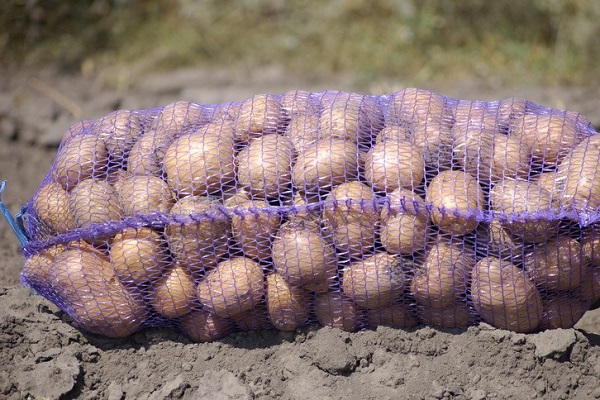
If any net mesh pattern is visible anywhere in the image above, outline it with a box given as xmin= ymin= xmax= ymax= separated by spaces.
xmin=18 ymin=89 xmax=600 ymax=340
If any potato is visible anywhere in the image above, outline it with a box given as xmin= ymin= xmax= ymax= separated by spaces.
xmin=68 ymin=178 xmax=123 ymax=229
xmin=110 ymin=227 xmax=169 ymax=286
xmin=32 ymin=182 xmax=76 ymax=234
xmin=452 ymin=100 xmax=501 ymax=133
xmin=231 ymin=303 xmax=273 ymax=332
xmin=197 ymin=257 xmax=265 ymax=318
xmin=314 ymin=291 xmax=362 ymax=332
xmin=284 ymin=113 xmax=321 ymax=154
xmin=389 ymin=88 xmax=449 ymax=125
xmin=165 ymin=195 xmax=230 ymax=273
xmin=375 ymin=124 xmax=411 ymax=144
xmin=179 ymin=309 xmax=233 ymax=343
xmin=227 ymin=197 xmax=281 ymax=261
xmin=365 ymin=139 xmax=425 ymax=193
xmin=425 ymin=170 xmax=484 ymax=235
xmin=58 ymin=119 xmax=95 ymax=147
xmin=117 ymin=175 xmax=175 ymax=216
xmin=322 ymin=181 xmax=379 ymax=259
xmin=236 ymin=134 xmax=295 ymax=199
xmin=150 ymin=263 xmax=197 ymax=318
xmin=292 ymin=138 xmax=359 ymax=193
xmin=524 ymin=236 xmax=588 ymax=291
xmin=417 ymin=300 xmax=476 ymax=329
xmin=532 ymin=172 xmax=562 ymax=201
xmin=366 ymin=301 xmax=417 ymax=329
xmin=497 ymin=97 xmax=528 ymax=128
xmin=127 ymin=129 xmax=174 ymax=177
xmin=318 ymin=101 xmax=370 ymax=146
xmin=53 ymin=134 xmax=108 ymax=190
xmin=582 ymin=228 xmax=600 ymax=267
xmin=490 ymin=179 xmax=560 ymax=243
xmin=510 ymin=113 xmax=583 ymax=166
xmin=556 ymin=135 xmax=600 ymax=217
xmin=163 ymin=131 xmax=236 ymax=196
xmin=93 ymin=109 xmax=143 ymax=163
xmin=280 ymin=89 xmax=321 ymax=116
xmin=22 ymin=244 xmax=65 ymax=290
xmin=52 ymin=246 xmax=147 ymax=338
xmin=453 ymin=128 xmax=531 ymax=184
xmin=235 ymin=94 xmax=282 ymax=143
xmin=538 ymin=294 xmax=587 ymax=330
xmin=409 ymin=119 xmax=455 ymax=172
xmin=379 ymin=188 xmax=429 ymax=256
xmin=266 ymin=273 xmax=310 ymax=331
xmin=576 ymin=267 xmax=600 ymax=305
xmin=474 ymin=220 xmax=524 ymax=263
xmin=342 ymin=252 xmax=406 ymax=309
xmin=411 ymin=239 xmax=475 ymax=309
xmin=471 ymin=256 xmax=543 ymax=333
xmin=286 ymin=191 xmax=322 ymax=223
xmin=318 ymin=91 xmax=383 ymax=130
xmin=272 ymin=220 xmax=338 ymax=292
xmin=153 ymin=101 xmax=210 ymax=136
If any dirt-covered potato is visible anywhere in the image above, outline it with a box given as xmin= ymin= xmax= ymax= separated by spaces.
xmin=53 ymin=134 xmax=108 ymax=190
xmin=489 ymin=179 xmax=560 ymax=243
xmin=179 ymin=309 xmax=232 ymax=342
xmin=342 ymin=252 xmax=406 ymax=309
xmin=32 ymin=182 xmax=76 ymax=234
xmin=127 ymin=129 xmax=175 ymax=177
xmin=510 ymin=113 xmax=583 ymax=166
xmin=165 ymin=195 xmax=230 ymax=273
xmin=197 ymin=257 xmax=265 ymax=318
xmin=280 ymin=89 xmax=321 ymax=117
xmin=557 ymin=135 xmax=600 ymax=217
xmin=117 ymin=175 xmax=175 ymax=216
xmin=272 ymin=220 xmax=338 ymax=292
xmin=68 ymin=178 xmax=123 ymax=229
xmin=292 ymin=138 xmax=359 ymax=193
xmin=322 ymin=181 xmax=379 ymax=259
xmin=110 ymin=227 xmax=169 ymax=286
xmin=425 ymin=170 xmax=485 ymax=235
xmin=538 ymin=294 xmax=588 ymax=330
xmin=235 ymin=94 xmax=282 ymax=143
xmin=411 ymin=239 xmax=475 ymax=310
xmin=52 ymin=246 xmax=147 ymax=338
xmin=365 ymin=139 xmax=425 ymax=193
xmin=366 ymin=301 xmax=417 ymax=329
xmin=266 ymin=273 xmax=309 ymax=331
xmin=417 ymin=300 xmax=477 ymax=329
xmin=226 ymin=196 xmax=281 ymax=261
xmin=379 ymin=188 xmax=429 ymax=256
xmin=314 ymin=291 xmax=362 ymax=332
xmin=523 ymin=236 xmax=589 ymax=291
xmin=93 ymin=109 xmax=143 ymax=163
xmin=236 ymin=134 xmax=295 ymax=199
xmin=163 ymin=131 xmax=236 ymax=196
xmin=471 ymin=256 xmax=543 ymax=333
xmin=152 ymin=101 xmax=210 ymax=136
xmin=150 ymin=263 xmax=197 ymax=318
xmin=284 ymin=113 xmax=321 ymax=154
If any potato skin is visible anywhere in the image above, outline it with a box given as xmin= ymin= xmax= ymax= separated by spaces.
xmin=284 ymin=113 xmax=321 ymax=154
xmin=366 ymin=301 xmax=417 ymax=329
xmin=314 ymin=291 xmax=362 ymax=332
xmin=127 ymin=129 xmax=175 ymax=177
xmin=524 ymin=236 xmax=589 ymax=291
xmin=179 ymin=309 xmax=233 ymax=343
xmin=322 ymin=181 xmax=379 ymax=260
xmin=292 ymin=138 xmax=359 ymax=193
xmin=68 ymin=178 xmax=123 ymax=229
xmin=23 ymin=244 xmax=65 ymax=291
xmin=197 ymin=257 xmax=265 ymax=318
xmin=150 ymin=263 xmax=197 ymax=319
xmin=471 ymin=256 xmax=543 ymax=333
xmin=32 ymin=182 xmax=76 ymax=234
xmin=152 ymin=101 xmax=210 ymax=136
xmin=489 ymin=179 xmax=559 ymax=243
xmin=272 ymin=220 xmax=338 ymax=292
xmin=52 ymin=246 xmax=147 ymax=338
xmin=117 ymin=175 xmax=175 ymax=216
xmin=93 ymin=109 xmax=143 ymax=164
xmin=342 ymin=252 xmax=406 ymax=309
xmin=236 ymin=134 xmax=295 ymax=199
xmin=425 ymin=170 xmax=484 ymax=235
xmin=538 ymin=294 xmax=587 ymax=330
xmin=389 ymin=88 xmax=449 ymax=125
xmin=379 ymin=188 xmax=429 ymax=256
xmin=235 ymin=94 xmax=282 ymax=143
xmin=365 ymin=139 xmax=425 ymax=193
xmin=417 ymin=300 xmax=477 ymax=329
xmin=266 ymin=273 xmax=309 ymax=332
xmin=53 ymin=134 xmax=108 ymax=190
xmin=163 ymin=131 xmax=236 ymax=196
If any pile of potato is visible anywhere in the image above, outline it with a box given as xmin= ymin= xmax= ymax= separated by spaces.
xmin=22 ymin=89 xmax=600 ymax=340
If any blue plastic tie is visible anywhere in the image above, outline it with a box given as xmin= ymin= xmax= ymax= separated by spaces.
xmin=0 ymin=180 xmax=29 ymax=246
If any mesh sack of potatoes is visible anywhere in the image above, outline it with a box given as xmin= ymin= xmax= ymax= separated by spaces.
xmin=16 ymin=89 xmax=600 ymax=341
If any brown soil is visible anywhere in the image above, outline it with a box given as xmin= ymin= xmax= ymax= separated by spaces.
xmin=1 ymin=66 xmax=599 ymax=400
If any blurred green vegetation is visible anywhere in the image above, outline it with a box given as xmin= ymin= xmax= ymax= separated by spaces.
xmin=2 ymin=0 xmax=599 ymax=87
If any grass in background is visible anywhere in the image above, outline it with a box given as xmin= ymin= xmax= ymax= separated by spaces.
xmin=2 ymin=0 xmax=599 ymax=89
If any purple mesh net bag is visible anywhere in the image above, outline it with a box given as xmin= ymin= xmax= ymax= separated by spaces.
xmin=11 ymin=89 xmax=600 ymax=340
